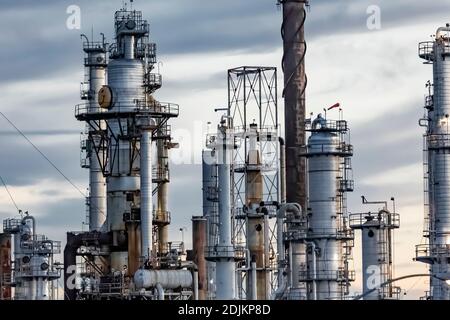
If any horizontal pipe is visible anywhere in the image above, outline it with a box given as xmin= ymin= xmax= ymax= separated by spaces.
xmin=134 ymin=269 xmax=193 ymax=290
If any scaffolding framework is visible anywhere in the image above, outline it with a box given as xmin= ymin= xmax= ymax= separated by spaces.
xmin=227 ymin=66 xmax=279 ymax=299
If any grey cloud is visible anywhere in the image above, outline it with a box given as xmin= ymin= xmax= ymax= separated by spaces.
xmin=0 ymin=134 xmax=85 ymax=187
xmin=2 ymin=0 xmax=449 ymax=86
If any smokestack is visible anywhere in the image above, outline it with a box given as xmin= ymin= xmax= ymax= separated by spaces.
xmin=279 ymin=0 xmax=308 ymax=209
xmin=192 ymin=216 xmax=207 ymax=300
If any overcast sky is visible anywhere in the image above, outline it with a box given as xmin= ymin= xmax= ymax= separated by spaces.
xmin=1 ymin=0 xmax=449 ymax=299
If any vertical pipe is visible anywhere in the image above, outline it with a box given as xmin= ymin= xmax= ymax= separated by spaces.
xmin=140 ymin=129 xmax=153 ymax=261
xmin=192 ymin=216 xmax=207 ymax=300
xmin=263 ymin=212 xmax=270 ymax=297
xmin=276 ymin=214 xmax=285 ymax=290
xmin=123 ymin=35 xmax=135 ymax=59
xmin=88 ymin=64 xmax=107 ymax=231
xmin=281 ymin=0 xmax=307 ymax=209
xmin=193 ymin=271 xmax=199 ymax=300
xmin=126 ymin=221 xmax=140 ymax=275
xmin=279 ymin=138 xmax=286 ymax=204
xmin=215 ymin=120 xmax=235 ymax=300
xmin=251 ymin=260 xmax=257 ymax=300
xmin=307 ymin=241 xmax=317 ymax=300
xmin=245 ymin=125 xmax=266 ymax=300
xmin=156 ymin=139 xmax=169 ymax=255
xmin=202 ymin=149 xmax=217 ymax=298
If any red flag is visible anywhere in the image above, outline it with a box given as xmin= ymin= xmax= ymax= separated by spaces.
xmin=327 ymin=102 xmax=340 ymax=110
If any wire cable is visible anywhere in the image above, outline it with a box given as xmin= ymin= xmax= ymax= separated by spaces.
xmin=0 ymin=174 xmax=20 ymax=212
xmin=0 ymin=112 xmax=106 ymax=220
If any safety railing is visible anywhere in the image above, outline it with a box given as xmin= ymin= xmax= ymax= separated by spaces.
xmin=233 ymin=125 xmax=278 ymax=141
xmin=137 ymin=43 xmax=157 ymax=61
xmin=299 ymin=269 xmax=355 ymax=282
xmin=15 ymin=265 xmax=60 ymax=279
xmin=135 ymin=100 xmax=180 ymax=118
xmin=425 ymin=95 xmax=434 ymax=109
xmin=339 ymin=179 xmax=354 ymax=192
xmin=416 ymin=243 xmax=450 ymax=259
xmin=306 ymin=227 xmax=354 ymax=240
xmin=233 ymin=161 xmax=276 ymax=173
xmin=144 ymin=73 xmax=162 ymax=91
xmin=206 ymin=186 xmax=219 ymax=202
xmin=114 ymin=9 xmax=149 ymax=34
xmin=427 ymin=134 xmax=450 ymax=150
xmin=306 ymin=119 xmax=348 ymax=133
xmin=419 ymin=41 xmax=434 ymax=61
xmin=204 ymin=245 xmax=246 ymax=261
xmin=3 ymin=218 xmax=21 ymax=233
xmin=83 ymin=41 xmax=107 ymax=52
xmin=304 ymin=142 xmax=353 ymax=157
xmin=153 ymin=211 xmax=171 ymax=225
xmin=75 ymin=101 xmax=179 ymax=119
xmin=349 ymin=212 xmax=400 ymax=229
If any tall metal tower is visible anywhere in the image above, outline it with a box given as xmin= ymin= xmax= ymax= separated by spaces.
xmin=65 ymin=5 xmax=195 ymax=301
xmin=278 ymin=0 xmax=308 ymax=209
xmin=228 ymin=66 xmax=279 ymax=299
xmin=416 ymin=25 xmax=450 ymax=300
xmin=303 ymin=114 xmax=354 ymax=299
xmin=202 ymin=142 xmax=219 ymax=299
xmin=350 ymin=197 xmax=401 ymax=300
xmin=3 ymin=216 xmax=61 ymax=300
xmin=79 ymin=34 xmax=108 ymax=232
xmin=204 ymin=116 xmax=242 ymax=300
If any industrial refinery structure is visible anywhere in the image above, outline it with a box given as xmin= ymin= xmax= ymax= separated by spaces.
xmin=0 ymin=1 xmax=449 ymax=301
xmin=0 ymin=214 xmax=61 ymax=300
xmin=415 ymin=25 xmax=450 ymax=300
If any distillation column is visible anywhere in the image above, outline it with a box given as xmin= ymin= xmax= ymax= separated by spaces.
xmin=81 ymin=38 xmax=108 ymax=231
xmin=155 ymin=139 xmax=169 ymax=255
xmin=350 ymin=204 xmax=400 ymax=300
xmin=69 ymin=5 xmax=180 ymax=299
xmin=417 ymin=25 xmax=450 ymax=299
xmin=305 ymin=115 xmax=354 ymax=300
xmin=245 ymin=124 xmax=268 ymax=300
xmin=3 ymin=216 xmax=60 ymax=300
xmin=205 ymin=118 xmax=237 ymax=300
xmin=202 ymin=148 xmax=218 ymax=299
xmin=106 ymin=40 xmax=144 ymax=271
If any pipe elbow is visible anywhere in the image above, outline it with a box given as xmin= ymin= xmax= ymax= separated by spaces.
xmin=278 ymin=203 xmax=302 ymax=219
xmin=436 ymin=25 xmax=450 ymax=39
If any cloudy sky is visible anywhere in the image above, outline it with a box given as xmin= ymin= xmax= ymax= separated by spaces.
xmin=0 ymin=0 xmax=449 ymax=299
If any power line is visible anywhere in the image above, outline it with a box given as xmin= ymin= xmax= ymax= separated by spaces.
xmin=0 ymin=174 xmax=20 ymax=212
xmin=0 ymin=112 xmax=86 ymax=198
xmin=0 ymin=112 xmax=106 ymax=220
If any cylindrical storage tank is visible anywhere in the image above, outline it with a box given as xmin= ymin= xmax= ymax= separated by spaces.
xmin=108 ymin=59 xmax=145 ymax=111
xmin=134 ymin=269 xmax=193 ymax=290
xmin=360 ymin=219 xmax=386 ymax=300
xmin=192 ymin=216 xmax=207 ymax=300
xmin=307 ymin=130 xmax=342 ymax=300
